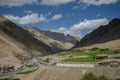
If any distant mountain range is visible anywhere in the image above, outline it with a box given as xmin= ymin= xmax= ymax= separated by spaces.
xmin=75 ymin=18 xmax=120 ymax=50
xmin=24 ymin=26 xmax=77 ymax=50
xmin=41 ymin=30 xmax=78 ymax=44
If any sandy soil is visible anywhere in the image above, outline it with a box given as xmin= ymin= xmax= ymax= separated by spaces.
xmin=20 ymin=66 xmax=120 ymax=80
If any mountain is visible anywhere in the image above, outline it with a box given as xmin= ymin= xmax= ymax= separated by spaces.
xmin=0 ymin=16 xmax=57 ymax=73
xmin=41 ymin=30 xmax=77 ymax=44
xmin=24 ymin=27 xmax=75 ymax=50
xmin=75 ymin=18 xmax=120 ymax=50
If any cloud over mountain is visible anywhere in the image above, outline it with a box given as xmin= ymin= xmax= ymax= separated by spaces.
xmin=4 ymin=13 xmax=46 ymax=24
xmin=4 ymin=13 xmax=63 ymax=25
xmin=53 ymin=18 xmax=109 ymax=37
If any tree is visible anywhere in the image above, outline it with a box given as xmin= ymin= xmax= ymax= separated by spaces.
xmin=81 ymin=72 xmax=98 ymax=80
xmin=98 ymin=75 xmax=108 ymax=80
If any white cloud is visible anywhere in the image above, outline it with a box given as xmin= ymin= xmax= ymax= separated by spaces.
xmin=0 ymin=0 xmax=38 ymax=7
xmin=41 ymin=0 xmax=74 ymax=6
xmin=79 ymin=0 xmax=119 ymax=6
xmin=4 ymin=13 xmax=46 ymax=25
xmin=51 ymin=14 xmax=62 ymax=20
xmin=73 ymin=0 xmax=119 ymax=9
xmin=53 ymin=18 xmax=109 ymax=37
xmin=0 ymin=0 xmax=118 ymax=7
xmin=70 ymin=18 xmax=109 ymax=31
xmin=4 ymin=13 xmax=63 ymax=25
xmin=0 ymin=0 xmax=74 ymax=7
xmin=53 ymin=27 xmax=69 ymax=34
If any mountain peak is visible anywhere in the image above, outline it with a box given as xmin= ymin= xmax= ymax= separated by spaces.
xmin=0 ymin=16 xmax=9 ymax=22
xmin=109 ymin=18 xmax=120 ymax=25
xmin=75 ymin=18 xmax=120 ymax=50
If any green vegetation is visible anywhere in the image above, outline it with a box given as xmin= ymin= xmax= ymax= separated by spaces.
xmin=63 ymin=57 xmax=101 ymax=62
xmin=59 ymin=48 xmax=120 ymax=62
xmin=43 ymin=58 xmax=50 ymax=63
xmin=18 ymin=69 xmax=36 ymax=74
xmin=81 ymin=72 xmax=98 ymax=80
xmin=81 ymin=72 xmax=119 ymax=80
xmin=81 ymin=72 xmax=108 ymax=80
xmin=98 ymin=76 xmax=108 ymax=80
xmin=115 ymin=78 xmax=120 ymax=80
xmin=114 ymin=50 xmax=120 ymax=53
xmin=59 ymin=48 xmax=120 ymax=57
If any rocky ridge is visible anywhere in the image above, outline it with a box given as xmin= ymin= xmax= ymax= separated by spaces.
xmin=75 ymin=18 xmax=120 ymax=49
xmin=24 ymin=27 xmax=76 ymax=50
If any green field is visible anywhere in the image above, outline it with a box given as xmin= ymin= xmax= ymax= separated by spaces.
xmin=58 ymin=48 xmax=120 ymax=56
xmin=59 ymin=48 xmax=120 ymax=62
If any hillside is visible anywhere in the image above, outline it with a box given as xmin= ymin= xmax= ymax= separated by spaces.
xmin=0 ymin=16 xmax=57 ymax=55
xmin=0 ymin=16 xmax=57 ymax=73
xmin=75 ymin=18 xmax=120 ymax=50
xmin=24 ymin=27 xmax=75 ymax=50
xmin=41 ymin=30 xmax=77 ymax=44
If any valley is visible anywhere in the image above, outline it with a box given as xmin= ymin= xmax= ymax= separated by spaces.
xmin=1 ymin=48 xmax=120 ymax=80
xmin=0 ymin=0 xmax=120 ymax=79
xmin=0 ymin=17 xmax=120 ymax=80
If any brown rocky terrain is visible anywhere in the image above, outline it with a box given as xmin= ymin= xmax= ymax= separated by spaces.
xmin=0 ymin=16 xmax=57 ymax=55
xmin=0 ymin=16 xmax=58 ymax=74
xmin=24 ymin=27 xmax=75 ymax=50
xmin=20 ymin=66 xmax=120 ymax=80
xmin=75 ymin=18 xmax=120 ymax=50
xmin=0 ymin=16 xmax=120 ymax=79
xmin=41 ymin=30 xmax=77 ymax=44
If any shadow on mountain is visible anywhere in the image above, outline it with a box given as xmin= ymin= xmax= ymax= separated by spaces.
xmin=0 ymin=16 xmax=58 ymax=56
xmin=75 ymin=18 xmax=120 ymax=48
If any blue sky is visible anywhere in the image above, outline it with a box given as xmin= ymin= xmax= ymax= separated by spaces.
xmin=0 ymin=0 xmax=120 ymax=37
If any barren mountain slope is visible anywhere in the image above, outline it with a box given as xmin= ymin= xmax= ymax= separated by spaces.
xmin=75 ymin=39 xmax=120 ymax=50
xmin=42 ymin=30 xmax=77 ymax=44
xmin=0 ymin=30 xmax=29 ymax=70
xmin=0 ymin=16 xmax=58 ymax=73
xmin=0 ymin=16 xmax=57 ymax=56
xmin=75 ymin=18 xmax=120 ymax=50
xmin=24 ymin=27 xmax=74 ymax=50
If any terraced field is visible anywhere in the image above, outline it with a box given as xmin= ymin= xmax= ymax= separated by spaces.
xmin=58 ymin=48 xmax=120 ymax=62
